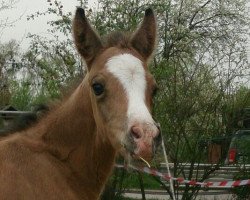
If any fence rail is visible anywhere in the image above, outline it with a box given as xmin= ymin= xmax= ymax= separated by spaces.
xmin=159 ymin=163 xmax=250 ymax=190
xmin=122 ymin=163 xmax=249 ymax=198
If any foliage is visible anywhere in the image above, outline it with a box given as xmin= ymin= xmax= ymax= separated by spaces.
xmin=91 ymin=0 xmax=165 ymax=35
xmin=150 ymin=1 xmax=250 ymax=199
xmin=101 ymin=168 xmax=162 ymax=200
xmin=8 ymin=79 xmax=55 ymax=110
xmin=0 ymin=40 xmax=20 ymax=108
xmin=232 ymin=166 xmax=250 ymax=200
xmin=13 ymin=0 xmax=86 ymax=102
xmin=9 ymin=80 xmax=33 ymax=110
xmin=221 ymin=86 xmax=250 ymax=132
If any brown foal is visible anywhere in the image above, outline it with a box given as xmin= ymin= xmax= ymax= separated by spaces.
xmin=0 ymin=7 xmax=159 ymax=200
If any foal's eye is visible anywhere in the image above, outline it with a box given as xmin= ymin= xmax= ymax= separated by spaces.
xmin=92 ymin=83 xmax=104 ymax=96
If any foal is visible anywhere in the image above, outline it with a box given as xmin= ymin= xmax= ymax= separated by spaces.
xmin=0 ymin=8 xmax=159 ymax=200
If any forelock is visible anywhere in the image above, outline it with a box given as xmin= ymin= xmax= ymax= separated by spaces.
xmin=102 ymin=32 xmax=131 ymax=49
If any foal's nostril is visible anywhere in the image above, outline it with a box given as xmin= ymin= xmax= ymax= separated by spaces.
xmin=131 ymin=126 xmax=142 ymax=140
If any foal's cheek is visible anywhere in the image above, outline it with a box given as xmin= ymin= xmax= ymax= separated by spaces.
xmin=145 ymin=94 xmax=153 ymax=113
xmin=98 ymin=102 xmax=113 ymax=123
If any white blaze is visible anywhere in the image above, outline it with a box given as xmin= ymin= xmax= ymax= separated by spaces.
xmin=106 ymin=54 xmax=154 ymax=126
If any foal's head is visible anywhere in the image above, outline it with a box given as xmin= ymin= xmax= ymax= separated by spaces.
xmin=73 ymin=8 xmax=160 ymax=162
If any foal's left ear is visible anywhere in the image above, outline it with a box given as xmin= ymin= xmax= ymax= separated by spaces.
xmin=130 ymin=8 xmax=157 ymax=62
xmin=73 ymin=7 xmax=103 ymax=68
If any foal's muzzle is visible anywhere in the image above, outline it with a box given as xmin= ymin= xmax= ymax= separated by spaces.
xmin=127 ymin=121 xmax=161 ymax=161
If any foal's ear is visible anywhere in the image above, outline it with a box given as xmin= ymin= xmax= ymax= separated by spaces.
xmin=130 ymin=8 xmax=157 ymax=62
xmin=73 ymin=8 xmax=103 ymax=68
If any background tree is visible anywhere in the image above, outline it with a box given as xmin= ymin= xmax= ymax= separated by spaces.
xmin=0 ymin=40 xmax=19 ymax=107
xmin=0 ymin=0 xmax=20 ymax=108
xmin=152 ymin=0 xmax=250 ymax=199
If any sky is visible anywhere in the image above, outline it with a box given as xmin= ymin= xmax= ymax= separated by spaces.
xmin=0 ymin=0 xmax=86 ymax=49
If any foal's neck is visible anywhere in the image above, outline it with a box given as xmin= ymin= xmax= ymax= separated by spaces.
xmin=36 ymin=79 xmax=117 ymax=198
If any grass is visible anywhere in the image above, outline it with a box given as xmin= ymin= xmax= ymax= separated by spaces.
xmin=114 ymin=168 xmax=163 ymax=190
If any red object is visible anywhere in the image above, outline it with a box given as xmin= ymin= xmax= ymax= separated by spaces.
xmin=228 ymin=148 xmax=237 ymax=163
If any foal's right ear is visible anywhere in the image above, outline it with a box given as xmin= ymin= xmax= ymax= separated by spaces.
xmin=73 ymin=8 xmax=103 ymax=68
